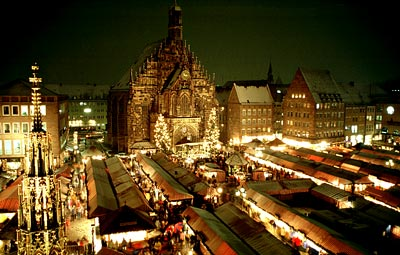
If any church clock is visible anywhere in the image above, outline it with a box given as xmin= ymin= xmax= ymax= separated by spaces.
xmin=182 ymin=69 xmax=190 ymax=80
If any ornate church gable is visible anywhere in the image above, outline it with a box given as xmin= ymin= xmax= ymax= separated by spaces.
xmin=124 ymin=1 xmax=218 ymax=150
xmin=161 ymin=64 xmax=183 ymax=93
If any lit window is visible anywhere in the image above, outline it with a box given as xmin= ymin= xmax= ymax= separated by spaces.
xmin=40 ymin=105 xmax=46 ymax=116
xmin=22 ymin=123 xmax=29 ymax=133
xmin=4 ymin=140 xmax=12 ymax=155
xmin=21 ymin=105 xmax=29 ymax=116
xmin=3 ymin=123 xmax=10 ymax=133
xmin=13 ymin=123 xmax=20 ymax=133
xmin=14 ymin=140 xmax=21 ymax=154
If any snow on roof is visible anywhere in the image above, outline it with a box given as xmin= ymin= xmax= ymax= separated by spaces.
xmin=234 ymin=83 xmax=274 ymax=105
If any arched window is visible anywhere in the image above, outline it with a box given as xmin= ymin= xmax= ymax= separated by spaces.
xmin=180 ymin=95 xmax=190 ymax=116
xmin=171 ymin=94 xmax=176 ymax=116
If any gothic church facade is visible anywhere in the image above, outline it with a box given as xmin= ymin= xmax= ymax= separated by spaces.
xmin=107 ymin=2 xmax=218 ymax=153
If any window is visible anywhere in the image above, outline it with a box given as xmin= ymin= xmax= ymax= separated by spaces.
xmin=12 ymin=105 xmax=19 ymax=115
xmin=2 ymin=106 xmax=10 ymax=116
xmin=3 ymin=123 xmax=10 ymax=133
xmin=40 ymin=105 xmax=46 ymax=116
xmin=180 ymin=95 xmax=190 ymax=116
xmin=13 ymin=123 xmax=20 ymax=134
xmin=4 ymin=140 xmax=12 ymax=155
xmin=0 ymin=141 xmax=2 ymax=155
xmin=21 ymin=105 xmax=29 ymax=116
xmin=22 ymin=123 xmax=29 ymax=133
xmin=241 ymin=119 xmax=246 ymax=125
xmin=14 ymin=140 xmax=22 ymax=154
xmin=242 ymin=109 xmax=246 ymax=116
xmin=247 ymin=109 xmax=251 ymax=116
xmin=42 ymin=122 xmax=47 ymax=131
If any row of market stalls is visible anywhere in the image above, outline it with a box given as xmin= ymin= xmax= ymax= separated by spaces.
xmin=134 ymin=152 xmax=298 ymax=254
xmin=241 ymin=179 xmax=400 ymax=254
xmin=242 ymin=181 xmax=367 ymax=254
xmin=144 ymin=149 xmax=397 ymax=255
xmin=182 ymin=203 xmax=295 ymax=255
xmin=85 ymin=157 xmax=158 ymax=251
xmin=287 ymin=147 xmax=400 ymax=184
xmin=247 ymin=147 xmax=373 ymax=193
xmin=277 ymin=147 xmax=400 ymax=210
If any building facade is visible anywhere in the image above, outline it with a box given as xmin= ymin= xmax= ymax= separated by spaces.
xmin=282 ymin=67 xmax=399 ymax=150
xmin=45 ymin=83 xmax=110 ymax=131
xmin=0 ymin=77 xmax=68 ymax=173
xmin=107 ymin=2 xmax=218 ymax=153
xmin=227 ymin=83 xmax=275 ymax=145
xmin=283 ymin=68 xmax=346 ymax=149
xmin=217 ymin=75 xmax=288 ymax=145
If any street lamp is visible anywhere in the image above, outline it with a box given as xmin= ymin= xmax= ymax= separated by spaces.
xmin=235 ymin=187 xmax=247 ymax=210
xmin=216 ymin=186 xmax=223 ymax=205
xmin=91 ymin=223 xmax=95 ymax=254
xmin=386 ymin=159 xmax=394 ymax=168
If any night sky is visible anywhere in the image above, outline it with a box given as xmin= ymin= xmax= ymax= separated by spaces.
xmin=1 ymin=0 xmax=399 ymax=86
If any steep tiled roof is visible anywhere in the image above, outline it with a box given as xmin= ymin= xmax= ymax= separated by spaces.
xmin=112 ymin=40 xmax=161 ymax=90
xmin=0 ymin=79 xmax=59 ymax=96
xmin=299 ymin=67 xmax=350 ymax=104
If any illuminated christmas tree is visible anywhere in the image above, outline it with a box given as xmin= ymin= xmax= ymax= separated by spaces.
xmin=204 ymin=107 xmax=220 ymax=154
xmin=154 ymin=113 xmax=171 ymax=153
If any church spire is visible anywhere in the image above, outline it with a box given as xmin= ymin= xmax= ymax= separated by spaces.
xmin=29 ymin=63 xmax=45 ymax=133
xmin=267 ymin=60 xmax=274 ymax=84
xmin=17 ymin=63 xmax=68 ymax=254
xmin=168 ymin=0 xmax=183 ymax=42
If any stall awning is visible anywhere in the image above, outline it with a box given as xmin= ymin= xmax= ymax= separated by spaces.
xmin=136 ymin=153 xmax=193 ymax=201
xmin=105 ymin=157 xmax=152 ymax=212
xmin=99 ymin=205 xmax=155 ymax=235
xmin=214 ymin=202 xmax=293 ymax=255
xmin=182 ymin=206 xmax=256 ymax=255
xmin=246 ymin=188 xmax=364 ymax=255
xmin=86 ymin=159 xmax=118 ymax=218
xmin=0 ymin=175 xmax=21 ymax=212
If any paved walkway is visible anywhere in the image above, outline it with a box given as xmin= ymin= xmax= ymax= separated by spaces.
xmin=66 ymin=217 xmax=95 ymax=243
